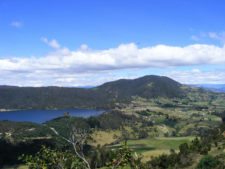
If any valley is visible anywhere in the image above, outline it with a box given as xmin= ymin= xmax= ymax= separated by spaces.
xmin=0 ymin=76 xmax=225 ymax=168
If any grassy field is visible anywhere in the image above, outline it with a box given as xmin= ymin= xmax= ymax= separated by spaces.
xmin=111 ymin=136 xmax=195 ymax=161
xmin=90 ymin=130 xmax=121 ymax=146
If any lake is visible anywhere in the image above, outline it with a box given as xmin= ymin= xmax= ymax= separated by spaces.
xmin=0 ymin=109 xmax=104 ymax=123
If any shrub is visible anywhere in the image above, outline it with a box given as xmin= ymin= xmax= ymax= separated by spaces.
xmin=196 ymin=155 xmax=220 ymax=169
xmin=19 ymin=146 xmax=86 ymax=169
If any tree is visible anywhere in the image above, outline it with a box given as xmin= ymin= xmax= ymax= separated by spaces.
xmin=179 ymin=143 xmax=190 ymax=155
xmin=138 ymin=130 xmax=149 ymax=139
xmin=108 ymin=142 xmax=144 ymax=169
xmin=196 ymin=155 xmax=220 ymax=169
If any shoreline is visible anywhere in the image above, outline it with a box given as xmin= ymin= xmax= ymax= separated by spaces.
xmin=0 ymin=109 xmax=20 ymax=112
xmin=0 ymin=107 xmax=107 ymax=113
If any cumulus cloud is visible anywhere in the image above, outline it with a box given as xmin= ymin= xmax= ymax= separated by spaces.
xmin=1 ymin=39 xmax=225 ymax=86
xmin=4 ymin=42 xmax=225 ymax=71
xmin=10 ymin=21 xmax=23 ymax=28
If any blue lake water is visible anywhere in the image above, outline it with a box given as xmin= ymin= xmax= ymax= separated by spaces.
xmin=0 ymin=109 xmax=104 ymax=123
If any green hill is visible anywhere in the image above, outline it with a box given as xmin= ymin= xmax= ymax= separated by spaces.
xmin=97 ymin=75 xmax=184 ymax=99
xmin=0 ymin=75 xmax=190 ymax=110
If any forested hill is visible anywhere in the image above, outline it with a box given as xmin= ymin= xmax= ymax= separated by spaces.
xmin=0 ymin=75 xmax=187 ymax=110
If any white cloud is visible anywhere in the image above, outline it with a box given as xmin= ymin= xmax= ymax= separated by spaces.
xmin=80 ymin=44 xmax=89 ymax=51
xmin=191 ymin=31 xmax=225 ymax=44
xmin=1 ymin=40 xmax=225 ymax=86
xmin=208 ymin=32 xmax=225 ymax=44
xmin=41 ymin=37 xmax=61 ymax=49
xmin=165 ymin=69 xmax=225 ymax=84
xmin=10 ymin=21 xmax=23 ymax=28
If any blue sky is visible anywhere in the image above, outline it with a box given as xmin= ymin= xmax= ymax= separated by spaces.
xmin=0 ymin=0 xmax=225 ymax=86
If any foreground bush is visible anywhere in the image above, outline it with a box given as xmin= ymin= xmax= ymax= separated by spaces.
xmin=196 ymin=155 xmax=225 ymax=169
xmin=19 ymin=146 xmax=86 ymax=169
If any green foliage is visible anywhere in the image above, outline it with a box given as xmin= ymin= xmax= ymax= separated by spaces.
xmin=89 ymin=145 xmax=112 ymax=168
xmin=45 ymin=111 xmax=136 ymax=133
xmin=179 ymin=143 xmax=190 ymax=155
xmin=190 ymin=137 xmax=201 ymax=152
xmin=19 ymin=146 xmax=86 ymax=169
xmin=45 ymin=116 xmax=90 ymax=140
xmin=196 ymin=155 xmax=222 ymax=169
xmin=97 ymin=112 xmax=134 ymax=130
xmin=107 ymin=142 xmax=144 ymax=169
xmin=146 ymin=142 xmax=194 ymax=169
xmin=137 ymin=129 xmax=149 ymax=139
xmin=146 ymin=152 xmax=178 ymax=169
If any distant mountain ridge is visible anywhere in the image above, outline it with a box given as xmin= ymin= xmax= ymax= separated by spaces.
xmin=0 ymin=75 xmax=185 ymax=110
xmin=192 ymin=84 xmax=225 ymax=93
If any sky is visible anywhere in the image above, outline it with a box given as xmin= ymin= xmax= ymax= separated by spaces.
xmin=1 ymin=0 xmax=225 ymax=86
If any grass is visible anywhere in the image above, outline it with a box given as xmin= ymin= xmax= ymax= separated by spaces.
xmin=142 ymin=149 xmax=171 ymax=161
xmin=111 ymin=136 xmax=195 ymax=161
xmin=90 ymin=130 xmax=121 ymax=146
xmin=127 ymin=136 xmax=194 ymax=152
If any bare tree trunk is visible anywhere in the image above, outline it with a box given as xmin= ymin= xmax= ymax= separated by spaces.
xmin=49 ymin=127 xmax=91 ymax=169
